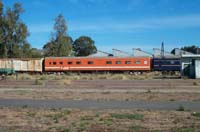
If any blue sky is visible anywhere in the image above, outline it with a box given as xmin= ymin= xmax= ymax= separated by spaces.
xmin=2 ymin=0 xmax=200 ymax=53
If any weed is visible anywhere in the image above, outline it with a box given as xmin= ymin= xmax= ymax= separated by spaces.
xmin=34 ymin=79 xmax=43 ymax=85
xmin=81 ymin=115 xmax=94 ymax=121
xmin=57 ymin=127 xmax=71 ymax=132
xmin=27 ymin=111 xmax=36 ymax=117
xmin=21 ymin=105 xmax=28 ymax=109
xmin=177 ymin=105 xmax=185 ymax=111
xmin=110 ymin=113 xmax=144 ymax=120
xmin=103 ymin=118 xmax=113 ymax=126
xmin=77 ymin=121 xmax=88 ymax=132
xmin=146 ymin=89 xmax=151 ymax=93
xmin=170 ymin=99 xmax=175 ymax=101
xmin=192 ymin=112 xmax=200 ymax=118
xmin=47 ymin=110 xmax=71 ymax=123
xmin=193 ymin=82 xmax=198 ymax=86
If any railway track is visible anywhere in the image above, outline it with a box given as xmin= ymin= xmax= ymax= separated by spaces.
xmin=0 ymin=79 xmax=199 ymax=89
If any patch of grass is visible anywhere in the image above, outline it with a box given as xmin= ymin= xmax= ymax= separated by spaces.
xmin=77 ymin=121 xmax=89 ymax=132
xmin=172 ymin=127 xmax=195 ymax=132
xmin=192 ymin=112 xmax=200 ymax=118
xmin=110 ymin=113 xmax=144 ymax=120
xmin=27 ymin=111 xmax=36 ymax=117
xmin=128 ymin=125 xmax=144 ymax=132
xmin=47 ymin=109 xmax=71 ymax=123
xmin=103 ymin=118 xmax=113 ymax=126
xmin=56 ymin=126 xmax=71 ymax=132
xmin=81 ymin=115 xmax=94 ymax=121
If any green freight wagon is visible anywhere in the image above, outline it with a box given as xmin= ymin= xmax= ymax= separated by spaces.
xmin=0 ymin=68 xmax=15 ymax=75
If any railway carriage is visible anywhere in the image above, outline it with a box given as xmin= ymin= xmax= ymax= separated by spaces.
xmin=0 ymin=58 xmax=43 ymax=74
xmin=152 ymin=57 xmax=181 ymax=71
xmin=44 ymin=57 xmax=151 ymax=72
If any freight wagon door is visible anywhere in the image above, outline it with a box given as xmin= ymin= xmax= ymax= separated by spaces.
xmin=195 ymin=60 xmax=200 ymax=79
xmin=13 ymin=60 xmax=21 ymax=71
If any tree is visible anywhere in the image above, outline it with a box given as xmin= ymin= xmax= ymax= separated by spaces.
xmin=0 ymin=1 xmax=38 ymax=58
xmin=73 ymin=36 xmax=97 ymax=56
xmin=181 ymin=45 xmax=200 ymax=54
xmin=0 ymin=0 xmax=7 ymax=58
xmin=43 ymin=14 xmax=73 ymax=57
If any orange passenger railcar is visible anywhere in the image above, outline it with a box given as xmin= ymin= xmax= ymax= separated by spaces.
xmin=44 ymin=57 xmax=151 ymax=72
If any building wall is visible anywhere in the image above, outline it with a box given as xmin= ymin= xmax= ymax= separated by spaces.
xmin=195 ymin=60 xmax=200 ymax=79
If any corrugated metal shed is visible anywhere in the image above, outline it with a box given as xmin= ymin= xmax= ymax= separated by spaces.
xmin=153 ymin=48 xmax=177 ymax=58
xmin=88 ymin=50 xmax=113 ymax=57
xmin=174 ymin=48 xmax=194 ymax=56
xmin=112 ymin=49 xmax=132 ymax=57
xmin=133 ymin=48 xmax=153 ymax=57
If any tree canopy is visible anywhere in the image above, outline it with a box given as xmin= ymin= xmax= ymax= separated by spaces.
xmin=73 ymin=36 xmax=97 ymax=56
xmin=43 ymin=14 xmax=73 ymax=57
xmin=0 ymin=1 xmax=42 ymax=58
xmin=181 ymin=45 xmax=200 ymax=54
xmin=0 ymin=1 xmax=97 ymax=58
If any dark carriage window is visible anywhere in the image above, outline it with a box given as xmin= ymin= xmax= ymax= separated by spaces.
xmin=88 ymin=61 xmax=94 ymax=64
xmin=125 ymin=61 xmax=131 ymax=64
xmin=59 ymin=62 xmax=63 ymax=65
xmin=115 ymin=61 xmax=121 ymax=64
xmin=106 ymin=61 xmax=112 ymax=64
xmin=53 ymin=62 xmax=57 ymax=65
xmin=76 ymin=61 xmax=81 ymax=65
xmin=49 ymin=62 xmax=52 ymax=65
xmin=135 ymin=61 xmax=141 ymax=64
xmin=68 ymin=62 xmax=72 ymax=65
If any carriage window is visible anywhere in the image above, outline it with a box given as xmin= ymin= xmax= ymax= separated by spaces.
xmin=106 ymin=61 xmax=112 ymax=64
xmin=49 ymin=62 xmax=52 ymax=65
xmin=68 ymin=62 xmax=72 ymax=65
xmin=144 ymin=61 xmax=147 ymax=65
xmin=88 ymin=61 xmax=94 ymax=64
xmin=53 ymin=62 xmax=57 ymax=65
xmin=170 ymin=61 xmax=174 ymax=64
xmin=135 ymin=61 xmax=141 ymax=64
xmin=76 ymin=61 xmax=81 ymax=65
xmin=125 ymin=61 xmax=131 ymax=64
xmin=115 ymin=61 xmax=121 ymax=64
xmin=59 ymin=62 xmax=63 ymax=65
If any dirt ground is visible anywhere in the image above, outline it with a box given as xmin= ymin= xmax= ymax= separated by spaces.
xmin=0 ymin=107 xmax=199 ymax=132
xmin=0 ymin=75 xmax=200 ymax=131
